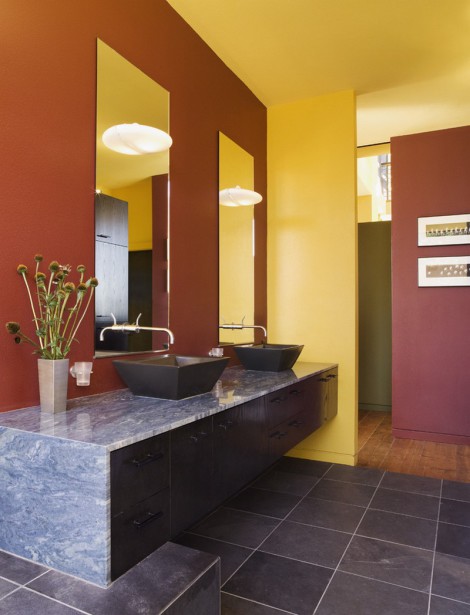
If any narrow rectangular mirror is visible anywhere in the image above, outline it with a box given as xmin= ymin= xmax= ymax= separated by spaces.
xmin=95 ymin=40 xmax=170 ymax=356
xmin=218 ymin=133 xmax=255 ymax=344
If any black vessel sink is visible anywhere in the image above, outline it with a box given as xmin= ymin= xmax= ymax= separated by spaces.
xmin=234 ymin=343 xmax=304 ymax=372
xmin=113 ymin=354 xmax=229 ymax=400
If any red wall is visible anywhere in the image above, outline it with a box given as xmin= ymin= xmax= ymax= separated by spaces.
xmin=0 ymin=0 xmax=267 ymax=411
xmin=391 ymin=126 xmax=470 ymax=444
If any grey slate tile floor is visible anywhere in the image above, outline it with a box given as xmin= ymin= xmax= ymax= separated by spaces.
xmin=2 ymin=459 xmax=470 ymax=614
xmin=175 ymin=458 xmax=470 ymax=615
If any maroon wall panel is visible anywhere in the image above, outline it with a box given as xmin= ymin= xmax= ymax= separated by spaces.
xmin=0 ymin=0 xmax=266 ymax=411
xmin=391 ymin=126 xmax=470 ymax=443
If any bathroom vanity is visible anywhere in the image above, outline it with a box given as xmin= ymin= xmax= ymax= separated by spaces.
xmin=0 ymin=362 xmax=337 ymax=587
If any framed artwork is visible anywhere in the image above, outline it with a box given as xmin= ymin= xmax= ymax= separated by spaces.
xmin=418 ymin=256 xmax=470 ymax=287
xmin=418 ymin=214 xmax=470 ymax=246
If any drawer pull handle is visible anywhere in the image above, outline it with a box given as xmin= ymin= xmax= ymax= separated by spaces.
xmin=319 ymin=378 xmax=329 ymax=382
xmin=327 ymin=374 xmax=337 ymax=379
xmin=289 ymin=420 xmax=304 ymax=427
xmin=97 ymin=234 xmax=111 ymax=239
xmin=218 ymin=420 xmax=234 ymax=431
xmin=270 ymin=431 xmax=287 ymax=439
xmin=289 ymin=389 xmax=300 ymax=396
xmin=131 ymin=452 xmax=164 ymax=468
xmin=270 ymin=397 xmax=285 ymax=404
xmin=190 ymin=430 xmax=209 ymax=443
xmin=133 ymin=510 xmax=163 ymax=528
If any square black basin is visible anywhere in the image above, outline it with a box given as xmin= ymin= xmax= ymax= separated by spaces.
xmin=234 ymin=343 xmax=304 ymax=371
xmin=113 ymin=354 xmax=229 ymax=400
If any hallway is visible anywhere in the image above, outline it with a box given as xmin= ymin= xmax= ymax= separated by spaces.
xmin=358 ymin=410 xmax=470 ymax=482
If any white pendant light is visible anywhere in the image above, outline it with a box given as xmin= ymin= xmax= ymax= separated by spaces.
xmin=219 ymin=186 xmax=263 ymax=207
xmin=102 ymin=123 xmax=172 ymax=155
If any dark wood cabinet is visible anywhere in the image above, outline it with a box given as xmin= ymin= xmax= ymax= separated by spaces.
xmin=95 ymin=193 xmax=129 ymax=351
xmin=170 ymin=416 xmax=214 ymax=537
xmin=95 ymin=193 xmax=129 ymax=246
xmin=110 ymin=433 xmax=170 ymax=579
xmin=311 ymin=368 xmax=339 ymax=426
xmin=110 ymin=368 xmax=338 ymax=578
xmin=213 ymin=397 xmax=266 ymax=503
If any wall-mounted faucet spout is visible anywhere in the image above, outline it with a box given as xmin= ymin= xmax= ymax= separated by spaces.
xmin=99 ymin=313 xmax=175 ymax=344
xmin=219 ymin=321 xmax=267 ymax=338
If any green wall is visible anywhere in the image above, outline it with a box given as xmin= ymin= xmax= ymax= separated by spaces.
xmin=358 ymin=221 xmax=391 ymax=411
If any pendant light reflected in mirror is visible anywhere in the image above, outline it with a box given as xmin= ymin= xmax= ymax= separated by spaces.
xmin=102 ymin=123 xmax=173 ymax=156
xmin=219 ymin=185 xmax=262 ymax=207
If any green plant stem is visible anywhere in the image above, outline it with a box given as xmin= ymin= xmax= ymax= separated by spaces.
xmin=35 ymin=260 xmax=44 ymax=329
xmin=20 ymin=272 xmax=44 ymax=351
xmin=67 ymin=288 xmax=95 ymax=353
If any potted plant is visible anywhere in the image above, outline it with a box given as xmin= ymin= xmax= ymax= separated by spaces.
xmin=6 ymin=254 xmax=98 ymax=412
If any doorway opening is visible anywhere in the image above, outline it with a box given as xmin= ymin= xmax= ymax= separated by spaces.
xmin=357 ymin=143 xmax=392 ymax=418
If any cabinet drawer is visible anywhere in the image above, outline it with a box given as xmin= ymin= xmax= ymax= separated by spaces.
xmin=111 ymin=433 xmax=169 ymax=515
xmin=265 ymin=383 xmax=308 ymax=428
xmin=267 ymin=408 xmax=321 ymax=458
xmin=170 ymin=417 xmax=214 ymax=537
xmin=111 ymin=488 xmax=170 ymax=580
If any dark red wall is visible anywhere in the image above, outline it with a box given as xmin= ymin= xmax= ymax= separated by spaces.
xmin=391 ymin=126 xmax=470 ymax=444
xmin=0 ymin=0 xmax=266 ymax=411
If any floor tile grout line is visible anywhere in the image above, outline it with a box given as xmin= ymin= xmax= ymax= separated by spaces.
xmin=0 ymin=576 xmax=20 ymax=588
xmin=431 ymin=592 xmax=470 ymax=608
xmin=0 ymin=568 xmax=50 ymax=603
xmin=436 ymin=519 xmax=470 ymax=530
xmin=427 ymin=478 xmax=443 ymax=615
xmin=218 ymin=463 xmax=334 ymax=606
xmin=24 ymin=569 xmax=50 ymax=586
xmin=351 ymin=532 xmax=435 ymax=553
xmin=16 ymin=586 xmax=94 ymax=615
xmin=366 ymin=505 xmax=440 ymax=523
xmin=327 ymin=568 xmax=430 ymax=595
xmin=0 ymin=586 xmax=22 ymax=602
xmin=312 ymin=468 xmax=386 ymax=614
xmin=221 ymin=589 xmax=298 ymax=614
xmin=222 ymin=504 xmax=295 ymax=522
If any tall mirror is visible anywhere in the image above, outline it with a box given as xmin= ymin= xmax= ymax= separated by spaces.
xmin=218 ymin=133 xmax=255 ymax=344
xmin=95 ymin=40 xmax=170 ymax=356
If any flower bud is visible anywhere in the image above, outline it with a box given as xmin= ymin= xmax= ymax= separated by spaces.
xmin=6 ymin=321 xmax=21 ymax=334
xmin=64 ymin=282 xmax=75 ymax=293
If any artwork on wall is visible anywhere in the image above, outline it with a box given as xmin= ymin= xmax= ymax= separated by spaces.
xmin=418 ymin=214 xmax=470 ymax=246
xmin=418 ymin=256 xmax=470 ymax=287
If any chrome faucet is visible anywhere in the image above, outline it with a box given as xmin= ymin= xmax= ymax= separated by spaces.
xmin=219 ymin=318 xmax=267 ymax=339
xmin=99 ymin=313 xmax=175 ymax=344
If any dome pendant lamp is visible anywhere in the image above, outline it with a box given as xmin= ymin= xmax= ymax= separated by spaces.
xmin=102 ymin=123 xmax=172 ymax=155
xmin=219 ymin=186 xmax=263 ymax=207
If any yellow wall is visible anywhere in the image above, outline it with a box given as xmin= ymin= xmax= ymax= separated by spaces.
xmin=267 ymin=90 xmax=358 ymax=465
xmin=357 ymin=195 xmax=372 ymax=222
xmin=107 ymin=178 xmax=153 ymax=251
xmin=219 ymin=133 xmax=255 ymax=344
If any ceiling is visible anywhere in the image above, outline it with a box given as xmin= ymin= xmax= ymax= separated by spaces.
xmin=167 ymin=0 xmax=470 ymax=145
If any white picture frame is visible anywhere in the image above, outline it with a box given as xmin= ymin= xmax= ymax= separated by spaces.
xmin=418 ymin=256 xmax=470 ymax=287
xmin=418 ymin=214 xmax=470 ymax=246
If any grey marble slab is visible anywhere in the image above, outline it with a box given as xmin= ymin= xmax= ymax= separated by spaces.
xmin=0 ymin=428 xmax=109 ymax=586
xmin=0 ymin=363 xmax=335 ymax=451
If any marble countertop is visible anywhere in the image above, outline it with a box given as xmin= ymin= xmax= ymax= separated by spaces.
xmin=0 ymin=362 xmax=336 ymax=452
